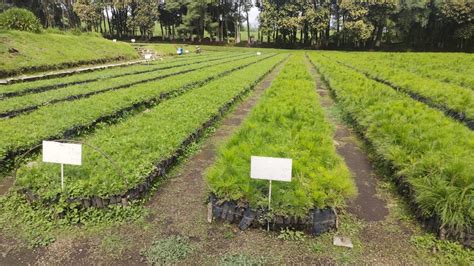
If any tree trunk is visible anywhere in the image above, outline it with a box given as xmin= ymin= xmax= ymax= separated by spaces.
xmin=374 ymin=26 xmax=383 ymax=48
xmin=160 ymin=22 xmax=164 ymax=40
xmin=172 ymin=25 xmax=175 ymax=40
xmin=300 ymin=26 xmax=303 ymax=44
xmin=224 ymin=19 xmax=228 ymax=43
xmin=293 ymin=31 xmax=296 ymax=44
xmin=325 ymin=22 xmax=330 ymax=47
xmin=219 ymin=20 xmax=224 ymax=42
xmin=99 ymin=15 xmax=103 ymax=33
xmin=246 ymin=10 xmax=251 ymax=44
xmin=235 ymin=16 xmax=241 ymax=43
xmin=105 ymin=7 xmax=112 ymax=35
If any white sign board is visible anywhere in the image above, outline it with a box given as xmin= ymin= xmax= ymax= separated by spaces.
xmin=112 ymin=39 xmax=117 ymax=42
xmin=42 ymin=141 xmax=82 ymax=165
xmin=131 ymin=38 xmax=136 ymax=43
xmin=144 ymin=53 xmax=152 ymax=60
xmin=250 ymin=156 xmax=292 ymax=182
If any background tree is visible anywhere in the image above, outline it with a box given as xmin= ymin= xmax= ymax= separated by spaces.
xmin=179 ymin=0 xmax=206 ymax=42
xmin=367 ymin=1 xmax=397 ymax=48
xmin=73 ymin=0 xmax=100 ymax=31
xmin=126 ymin=0 xmax=158 ymax=39
xmin=1 ymin=0 xmax=472 ymax=50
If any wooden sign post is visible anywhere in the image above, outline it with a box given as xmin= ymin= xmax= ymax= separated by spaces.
xmin=42 ymin=141 xmax=82 ymax=190
xmin=250 ymin=156 xmax=292 ymax=230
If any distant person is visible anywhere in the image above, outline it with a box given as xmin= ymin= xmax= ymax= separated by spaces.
xmin=196 ymin=46 xmax=201 ymax=54
xmin=177 ymin=47 xmax=183 ymax=55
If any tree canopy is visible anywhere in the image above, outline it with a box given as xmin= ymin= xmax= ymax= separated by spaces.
xmin=1 ymin=0 xmax=472 ymax=50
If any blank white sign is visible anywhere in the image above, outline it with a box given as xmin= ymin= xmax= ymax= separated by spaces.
xmin=42 ymin=141 xmax=82 ymax=165
xmin=250 ymin=156 xmax=292 ymax=182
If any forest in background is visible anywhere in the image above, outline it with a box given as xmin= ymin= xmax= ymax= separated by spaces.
xmin=1 ymin=0 xmax=473 ymax=51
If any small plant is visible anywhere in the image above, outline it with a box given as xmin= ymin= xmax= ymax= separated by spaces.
xmin=144 ymin=235 xmax=193 ymax=264
xmin=0 ymin=8 xmax=42 ymax=32
xmin=309 ymin=53 xmax=474 ymax=237
xmin=410 ymin=235 xmax=474 ymax=264
xmin=99 ymin=234 xmax=125 ymax=259
xmin=277 ymin=227 xmax=306 ymax=242
xmin=224 ymin=231 xmax=234 ymax=239
xmin=206 ymin=54 xmax=355 ymax=217
xmin=220 ymin=254 xmax=267 ymax=265
xmin=337 ymin=250 xmax=353 ymax=264
xmin=309 ymin=242 xmax=323 ymax=253
xmin=11 ymin=54 xmax=282 ymax=204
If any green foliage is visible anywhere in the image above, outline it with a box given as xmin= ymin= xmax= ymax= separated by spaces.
xmin=3 ymin=0 xmax=472 ymax=49
xmin=343 ymin=20 xmax=374 ymax=44
xmin=325 ymin=51 xmax=474 ymax=120
xmin=336 ymin=52 xmax=474 ymax=90
xmin=454 ymin=23 xmax=474 ymax=41
xmin=206 ymin=54 xmax=355 ymax=217
xmin=144 ymin=236 xmax=192 ymax=264
xmin=0 ymin=53 xmax=259 ymax=172
xmin=127 ymin=0 xmax=159 ymax=39
xmin=309 ymin=52 xmax=474 ymax=235
xmin=277 ymin=228 xmax=306 ymax=242
xmin=220 ymin=254 xmax=268 ymax=265
xmin=309 ymin=242 xmax=323 ymax=253
xmin=73 ymin=0 xmax=101 ymax=31
xmin=99 ymin=234 xmax=126 ymax=259
xmin=0 ymin=53 xmax=245 ymax=115
xmin=178 ymin=0 xmax=207 ymax=41
xmin=0 ymin=8 xmax=42 ymax=33
xmin=13 ymin=54 xmax=284 ymax=201
xmin=411 ymin=234 xmax=474 ymax=264
xmin=223 ymin=231 xmax=234 ymax=239
xmin=0 ymin=52 xmax=228 ymax=96
xmin=0 ymin=192 xmax=147 ymax=248
xmin=0 ymin=31 xmax=138 ymax=77
xmin=339 ymin=0 xmax=375 ymax=45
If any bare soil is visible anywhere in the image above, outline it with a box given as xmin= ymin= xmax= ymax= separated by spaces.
xmin=0 ymin=177 xmax=13 ymax=196
xmin=308 ymin=63 xmax=388 ymax=222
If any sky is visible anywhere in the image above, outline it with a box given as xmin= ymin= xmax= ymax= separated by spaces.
xmin=248 ymin=6 xmax=260 ymax=27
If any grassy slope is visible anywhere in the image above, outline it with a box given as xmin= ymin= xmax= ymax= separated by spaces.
xmin=0 ymin=31 xmax=139 ymax=77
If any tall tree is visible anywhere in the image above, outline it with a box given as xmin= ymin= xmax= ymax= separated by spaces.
xmin=127 ymin=0 xmax=158 ymax=40
xmin=339 ymin=0 xmax=374 ymax=48
xmin=367 ymin=1 xmax=397 ymax=48
xmin=73 ymin=0 xmax=101 ymax=31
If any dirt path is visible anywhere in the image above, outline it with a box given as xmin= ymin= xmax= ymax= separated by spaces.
xmin=0 ymin=176 xmax=13 ymax=196
xmin=306 ymin=57 xmax=388 ymax=222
